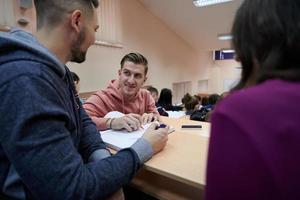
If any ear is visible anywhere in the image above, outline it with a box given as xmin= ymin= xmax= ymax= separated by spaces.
xmin=144 ymin=76 xmax=148 ymax=83
xmin=118 ymin=69 xmax=121 ymax=76
xmin=70 ymin=10 xmax=83 ymax=33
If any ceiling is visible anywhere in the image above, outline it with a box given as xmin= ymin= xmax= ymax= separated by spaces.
xmin=138 ymin=0 xmax=243 ymax=52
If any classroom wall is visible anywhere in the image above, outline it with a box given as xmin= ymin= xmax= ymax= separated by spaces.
xmin=8 ymin=0 xmax=241 ymax=96
xmin=209 ymin=59 xmax=241 ymax=94
xmin=68 ymin=0 xmax=213 ymax=95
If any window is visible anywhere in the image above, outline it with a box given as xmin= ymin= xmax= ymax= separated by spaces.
xmin=172 ymin=81 xmax=192 ymax=105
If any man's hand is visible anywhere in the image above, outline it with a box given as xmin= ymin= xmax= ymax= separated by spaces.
xmin=142 ymin=123 xmax=169 ymax=154
xmin=111 ymin=113 xmax=142 ymax=132
xmin=141 ymin=113 xmax=159 ymax=124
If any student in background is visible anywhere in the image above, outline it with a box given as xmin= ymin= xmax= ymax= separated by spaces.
xmin=0 ymin=0 xmax=169 ymax=199
xmin=194 ymin=94 xmax=202 ymax=106
xmin=71 ymin=71 xmax=80 ymax=93
xmin=84 ymin=53 xmax=160 ymax=131
xmin=181 ymin=93 xmax=200 ymax=115
xmin=201 ymin=96 xmax=209 ymax=107
xmin=71 ymin=71 xmax=86 ymax=104
xmin=207 ymin=94 xmax=220 ymax=107
xmin=206 ymin=0 xmax=300 ymax=199
xmin=147 ymin=86 xmax=169 ymax=116
xmin=147 ymin=86 xmax=159 ymax=103
xmin=157 ymin=88 xmax=183 ymax=111
xmin=190 ymin=93 xmax=220 ymax=122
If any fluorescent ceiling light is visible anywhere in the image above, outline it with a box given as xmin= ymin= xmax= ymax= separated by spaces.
xmin=218 ymin=34 xmax=233 ymax=41
xmin=221 ymin=49 xmax=235 ymax=53
xmin=193 ymin=0 xmax=233 ymax=7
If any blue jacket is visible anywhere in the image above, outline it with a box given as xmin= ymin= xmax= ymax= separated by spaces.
xmin=0 ymin=29 xmax=152 ymax=199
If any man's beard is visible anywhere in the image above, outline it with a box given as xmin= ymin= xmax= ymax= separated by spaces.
xmin=70 ymin=28 xmax=87 ymax=63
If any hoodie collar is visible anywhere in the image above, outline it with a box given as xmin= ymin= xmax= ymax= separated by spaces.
xmin=108 ymin=79 xmax=142 ymax=101
xmin=0 ymin=28 xmax=66 ymax=77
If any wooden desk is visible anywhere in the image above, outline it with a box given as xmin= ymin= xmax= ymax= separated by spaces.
xmin=131 ymin=117 xmax=210 ymax=200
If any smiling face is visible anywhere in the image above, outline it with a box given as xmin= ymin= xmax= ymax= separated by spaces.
xmin=118 ymin=61 xmax=147 ymax=99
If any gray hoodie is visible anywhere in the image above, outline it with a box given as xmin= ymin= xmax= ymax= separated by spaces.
xmin=0 ymin=29 xmax=152 ymax=199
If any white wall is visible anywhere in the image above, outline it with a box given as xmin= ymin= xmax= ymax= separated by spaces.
xmin=8 ymin=0 xmax=242 ymax=95
xmin=209 ymin=59 xmax=241 ymax=94
xmin=68 ymin=0 xmax=213 ymax=94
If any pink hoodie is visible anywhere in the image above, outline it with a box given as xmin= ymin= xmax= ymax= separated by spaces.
xmin=83 ymin=80 xmax=159 ymax=130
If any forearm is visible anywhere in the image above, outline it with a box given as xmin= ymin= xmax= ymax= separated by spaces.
xmin=3 ymin=125 xmax=140 ymax=200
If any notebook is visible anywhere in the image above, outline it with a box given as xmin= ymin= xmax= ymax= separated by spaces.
xmin=100 ymin=123 xmax=174 ymax=150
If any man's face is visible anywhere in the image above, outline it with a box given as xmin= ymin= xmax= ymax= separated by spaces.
xmin=70 ymin=8 xmax=99 ymax=63
xmin=118 ymin=61 xmax=147 ymax=99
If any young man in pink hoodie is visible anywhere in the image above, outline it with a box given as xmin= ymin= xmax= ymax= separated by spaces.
xmin=83 ymin=53 xmax=159 ymax=131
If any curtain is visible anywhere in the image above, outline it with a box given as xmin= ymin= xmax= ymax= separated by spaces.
xmin=172 ymin=81 xmax=192 ymax=104
xmin=95 ymin=0 xmax=122 ymax=47
xmin=0 ymin=0 xmax=15 ymax=29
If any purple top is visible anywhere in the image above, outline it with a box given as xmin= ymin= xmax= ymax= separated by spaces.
xmin=206 ymin=79 xmax=300 ymax=200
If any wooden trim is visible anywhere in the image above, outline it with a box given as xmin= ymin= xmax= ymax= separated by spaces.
xmin=79 ymin=91 xmax=96 ymax=100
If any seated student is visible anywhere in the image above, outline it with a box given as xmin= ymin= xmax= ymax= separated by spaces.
xmin=70 ymin=71 xmax=85 ymax=103
xmin=147 ymin=86 xmax=159 ymax=103
xmin=147 ymin=86 xmax=169 ymax=116
xmin=200 ymin=96 xmax=209 ymax=108
xmin=71 ymin=71 xmax=80 ymax=93
xmin=181 ymin=93 xmax=200 ymax=115
xmin=194 ymin=94 xmax=202 ymax=105
xmin=206 ymin=0 xmax=300 ymax=199
xmin=190 ymin=93 xmax=220 ymax=122
xmin=84 ymin=53 xmax=159 ymax=131
xmin=157 ymin=88 xmax=183 ymax=111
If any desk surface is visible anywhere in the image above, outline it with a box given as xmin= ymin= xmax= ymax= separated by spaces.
xmin=145 ymin=117 xmax=209 ymax=188
xmin=131 ymin=116 xmax=210 ymax=199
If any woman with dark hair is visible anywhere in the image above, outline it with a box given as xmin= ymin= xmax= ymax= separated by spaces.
xmin=157 ymin=88 xmax=183 ymax=111
xmin=206 ymin=0 xmax=300 ymax=199
xmin=182 ymin=93 xmax=199 ymax=115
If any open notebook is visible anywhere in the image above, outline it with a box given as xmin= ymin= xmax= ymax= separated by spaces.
xmin=100 ymin=124 xmax=174 ymax=150
xmin=100 ymin=111 xmax=174 ymax=150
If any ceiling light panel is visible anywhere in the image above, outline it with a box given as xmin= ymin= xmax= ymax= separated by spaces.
xmin=193 ymin=0 xmax=233 ymax=7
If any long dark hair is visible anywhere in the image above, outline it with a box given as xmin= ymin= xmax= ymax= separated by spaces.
xmin=158 ymin=88 xmax=172 ymax=108
xmin=232 ymin=0 xmax=300 ymax=90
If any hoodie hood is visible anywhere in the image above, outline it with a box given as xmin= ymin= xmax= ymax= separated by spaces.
xmin=106 ymin=79 xmax=123 ymax=101
xmin=106 ymin=79 xmax=144 ymax=102
xmin=106 ymin=79 xmax=141 ymax=113
xmin=0 ymin=28 xmax=66 ymax=77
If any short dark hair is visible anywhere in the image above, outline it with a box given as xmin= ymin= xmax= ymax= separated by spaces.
xmin=208 ymin=94 xmax=220 ymax=105
xmin=34 ymin=0 xmax=99 ymax=30
xmin=120 ymin=53 xmax=148 ymax=75
xmin=71 ymin=71 xmax=80 ymax=83
xmin=147 ymin=86 xmax=158 ymax=95
xmin=182 ymin=93 xmax=199 ymax=112
xmin=232 ymin=0 xmax=300 ymax=90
